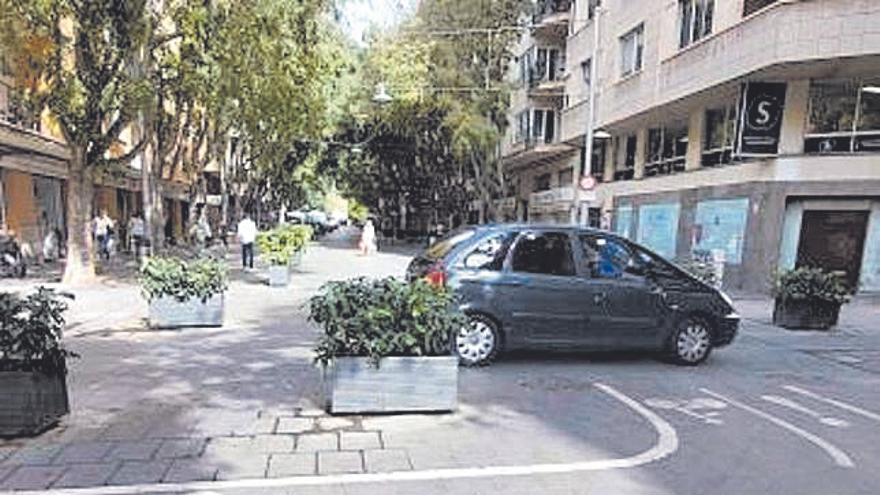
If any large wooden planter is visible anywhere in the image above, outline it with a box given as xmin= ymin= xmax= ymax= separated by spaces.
xmin=323 ymin=356 xmax=458 ymax=414
xmin=267 ymin=265 xmax=290 ymax=287
xmin=773 ymin=298 xmax=841 ymax=330
xmin=0 ymin=371 xmax=69 ymax=438
xmin=148 ymin=294 xmax=224 ymax=328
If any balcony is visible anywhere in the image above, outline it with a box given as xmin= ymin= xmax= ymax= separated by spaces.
xmin=531 ymin=0 xmax=571 ymax=39
xmin=529 ymin=186 xmax=574 ymax=214
xmin=528 ymin=66 xmax=566 ymax=97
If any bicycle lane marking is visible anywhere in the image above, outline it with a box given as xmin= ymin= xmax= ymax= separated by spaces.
xmin=700 ymin=388 xmax=855 ymax=468
xmin=11 ymin=382 xmax=679 ymax=495
xmin=784 ymin=385 xmax=880 ymax=423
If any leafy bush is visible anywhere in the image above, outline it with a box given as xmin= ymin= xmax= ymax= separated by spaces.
xmin=257 ymin=225 xmax=313 ymax=265
xmin=309 ymin=277 xmax=467 ymax=366
xmin=773 ymin=267 xmax=851 ymax=305
xmin=140 ymin=256 xmax=227 ymax=302
xmin=0 ymin=287 xmax=76 ymax=374
xmin=675 ymin=257 xmax=719 ymax=287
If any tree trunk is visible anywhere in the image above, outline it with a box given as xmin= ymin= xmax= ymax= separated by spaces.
xmin=62 ymin=150 xmax=97 ymax=285
xmin=142 ymin=141 xmax=166 ymax=252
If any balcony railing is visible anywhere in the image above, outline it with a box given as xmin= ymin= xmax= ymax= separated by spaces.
xmin=530 ymin=186 xmax=574 ymax=207
xmin=533 ymin=0 xmax=572 ymax=25
xmin=528 ymin=65 xmax=566 ymax=90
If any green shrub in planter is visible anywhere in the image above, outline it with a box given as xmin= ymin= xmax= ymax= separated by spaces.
xmin=140 ymin=256 xmax=228 ymax=302
xmin=772 ymin=267 xmax=851 ymax=329
xmin=257 ymin=225 xmax=313 ymax=266
xmin=309 ymin=277 xmax=467 ymax=366
xmin=675 ymin=257 xmax=719 ymax=287
xmin=1 ymin=287 xmax=76 ymax=436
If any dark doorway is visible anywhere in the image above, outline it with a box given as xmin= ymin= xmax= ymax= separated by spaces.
xmin=796 ymin=210 xmax=869 ymax=289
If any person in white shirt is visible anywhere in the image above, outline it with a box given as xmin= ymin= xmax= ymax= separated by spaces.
xmin=237 ymin=213 xmax=257 ymax=269
xmin=360 ymin=218 xmax=376 ymax=256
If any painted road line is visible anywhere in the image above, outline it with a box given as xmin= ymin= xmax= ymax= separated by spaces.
xmin=701 ymin=388 xmax=855 ymax=468
xmin=761 ymin=395 xmax=850 ymax=428
xmin=11 ymin=382 xmax=679 ymax=495
xmin=784 ymin=385 xmax=880 ymax=423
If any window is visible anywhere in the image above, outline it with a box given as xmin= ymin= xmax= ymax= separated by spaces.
xmin=806 ymin=80 xmax=880 ymax=154
xmin=743 ymin=0 xmax=778 ymax=17
xmin=534 ymin=173 xmax=551 ymax=192
xmin=580 ymin=140 xmax=606 ymax=179
xmin=531 ymin=47 xmax=564 ymax=85
xmin=512 ymin=232 xmax=575 ymax=276
xmin=0 ymin=173 xmax=5 ymax=230
xmin=580 ymin=58 xmax=592 ymax=98
xmin=620 ymin=24 xmax=644 ymax=77
xmin=460 ymin=232 xmax=517 ymax=271
xmin=531 ymin=109 xmax=557 ymax=144
xmin=703 ymin=105 xmax=738 ymax=166
xmin=558 ymin=168 xmax=573 ymax=188
xmin=516 ymin=110 xmax=530 ymax=143
xmin=518 ymin=51 xmax=532 ymax=85
xmin=425 ymin=229 xmax=476 ymax=259
xmin=579 ymin=235 xmax=644 ymax=279
xmin=679 ymin=0 xmax=714 ymax=48
xmin=646 ymin=125 xmax=688 ymax=176
xmin=612 ymin=135 xmax=637 ymax=180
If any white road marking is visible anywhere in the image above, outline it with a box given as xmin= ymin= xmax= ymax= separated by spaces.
xmin=761 ymin=395 xmax=850 ymax=427
xmin=13 ymin=382 xmax=678 ymax=495
xmin=784 ymin=385 xmax=880 ymax=423
xmin=644 ymin=397 xmax=726 ymax=425
xmin=701 ymin=388 xmax=855 ymax=468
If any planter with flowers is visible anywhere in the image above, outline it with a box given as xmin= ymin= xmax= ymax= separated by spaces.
xmin=141 ymin=256 xmax=227 ymax=328
xmin=772 ymin=267 xmax=851 ymax=330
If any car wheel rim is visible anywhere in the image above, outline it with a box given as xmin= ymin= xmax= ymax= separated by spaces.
xmin=677 ymin=322 xmax=710 ymax=363
xmin=456 ymin=319 xmax=495 ymax=363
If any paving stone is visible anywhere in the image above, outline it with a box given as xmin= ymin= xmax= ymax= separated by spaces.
xmin=277 ymin=417 xmax=314 ymax=434
xmin=296 ymin=433 xmax=338 ymax=453
xmin=4 ymin=444 xmax=62 ymax=465
xmin=54 ymin=441 xmax=116 ymax=464
xmin=298 ymin=408 xmax=326 ymax=418
xmin=215 ymin=455 xmax=269 ymax=481
xmin=0 ymin=465 xmax=16 ymax=483
xmin=340 ymin=431 xmax=381 ymax=450
xmin=108 ymin=461 xmax=170 ymax=485
xmin=363 ymin=449 xmax=412 ymax=473
xmin=0 ymin=446 xmax=18 ymax=462
xmin=316 ymin=417 xmax=355 ymax=431
xmin=0 ymin=465 xmax=66 ymax=490
xmin=106 ymin=440 xmax=162 ymax=461
xmin=317 ymin=451 xmax=363 ymax=475
xmin=252 ymin=435 xmax=295 ymax=454
xmin=267 ymin=453 xmax=316 ymax=477
xmin=163 ymin=459 xmax=218 ymax=482
xmin=155 ymin=438 xmax=205 ymax=459
xmin=254 ymin=414 xmax=279 ymax=435
xmin=203 ymin=436 xmax=252 ymax=457
xmin=52 ymin=463 xmax=117 ymax=488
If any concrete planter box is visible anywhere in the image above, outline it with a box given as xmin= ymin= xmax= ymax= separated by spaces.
xmin=148 ymin=294 xmax=224 ymax=328
xmin=267 ymin=265 xmax=290 ymax=287
xmin=323 ymin=356 xmax=458 ymax=414
xmin=0 ymin=371 xmax=69 ymax=438
xmin=773 ymin=298 xmax=841 ymax=330
xmin=290 ymin=250 xmax=304 ymax=269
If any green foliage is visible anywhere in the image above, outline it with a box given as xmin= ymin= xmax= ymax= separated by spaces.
xmin=773 ymin=267 xmax=851 ymax=305
xmin=256 ymin=225 xmax=313 ymax=266
xmin=348 ymin=200 xmax=369 ymax=224
xmin=675 ymin=258 xmax=719 ymax=287
xmin=0 ymin=287 xmax=77 ymax=374
xmin=140 ymin=256 xmax=228 ymax=303
xmin=309 ymin=277 xmax=467 ymax=366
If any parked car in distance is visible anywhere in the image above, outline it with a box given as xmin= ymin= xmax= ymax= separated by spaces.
xmin=406 ymin=224 xmax=739 ymax=366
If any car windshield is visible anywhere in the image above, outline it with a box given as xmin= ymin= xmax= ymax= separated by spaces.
xmin=424 ymin=229 xmax=476 ymax=259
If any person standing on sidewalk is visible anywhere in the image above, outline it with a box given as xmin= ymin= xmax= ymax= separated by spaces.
xmin=93 ymin=210 xmax=115 ymax=261
xmin=237 ymin=212 xmax=257 ymax=269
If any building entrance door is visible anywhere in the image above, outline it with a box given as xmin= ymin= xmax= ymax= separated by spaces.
xmin=796 ymin=210 xmax=869 ymax=289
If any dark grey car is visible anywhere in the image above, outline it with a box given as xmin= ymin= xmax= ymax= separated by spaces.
xmin=406 ymin=224 xmax=740 ymax=366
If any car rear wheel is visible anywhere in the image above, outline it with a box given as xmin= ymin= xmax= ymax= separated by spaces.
xmin=671 ymin=317 xmax=713 ymax=365
xmin=455 ymin=314 xmax=500 ymax=366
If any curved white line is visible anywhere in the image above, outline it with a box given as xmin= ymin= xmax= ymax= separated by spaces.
xmin=701 ymin=388 xmax=854 ymax=468
xmin=19 ymin=382 xmax=678 ymax=495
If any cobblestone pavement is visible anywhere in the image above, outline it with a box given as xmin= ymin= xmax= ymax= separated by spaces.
xmin=2 ymin=228 xmax=880 ymax=494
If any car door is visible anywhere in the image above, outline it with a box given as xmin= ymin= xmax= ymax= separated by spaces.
xmin=576 ymin=233 xmax=667 ymax=349
xmin=448 ymin=230 xmax=519 ymax=324
xmin=500 ymin=230 xmax=589 ymax=346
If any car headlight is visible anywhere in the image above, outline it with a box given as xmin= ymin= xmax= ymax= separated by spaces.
xmin=718 ymin=290 xmax=735 ymax=310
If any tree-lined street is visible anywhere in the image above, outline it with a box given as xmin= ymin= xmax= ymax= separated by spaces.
xmin=1 ymin=229 xmax=879 ymax=494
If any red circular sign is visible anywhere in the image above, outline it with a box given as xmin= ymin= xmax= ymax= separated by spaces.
xmin=579 ymin=175 xmax=597 ymax=191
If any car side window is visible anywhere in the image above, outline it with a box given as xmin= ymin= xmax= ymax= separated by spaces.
xmin=579 ymin=234 xmax=644 ymax=279
xmin=511 ymin=232 xmax=575 ymax=276
xmin=460 ymin=232 xmax=517 ymax=271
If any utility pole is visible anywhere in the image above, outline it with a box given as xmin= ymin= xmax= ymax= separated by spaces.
xmin=571 ymin=3 xmax=601 ymax=225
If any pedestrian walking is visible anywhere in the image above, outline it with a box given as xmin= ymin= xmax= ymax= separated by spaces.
xmin=93 ymin=210 xmax=115 ymax=261
xmin=359 ymin=218 xmax=377 ymax=256
xmin=191 ymin=209 xmax=212 ymax=248
xmin=129 ymin=213 xmax=146 ymax=257
xmin=237 ymin=212 xmax=257 ymax=269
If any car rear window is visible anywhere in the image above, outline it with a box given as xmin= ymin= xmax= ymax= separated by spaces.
xmin=424 ymin=229 xmax=476 ymax=259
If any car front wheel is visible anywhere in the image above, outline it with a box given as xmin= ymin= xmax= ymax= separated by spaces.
xmin=455 ymin=314 xmax=500 ymax=366
xmin=671 ymin=317 xmax=713 ymax=365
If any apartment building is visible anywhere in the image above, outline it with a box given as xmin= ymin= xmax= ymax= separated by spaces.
xmin=501 ymin=0 xmax=880 ymax=293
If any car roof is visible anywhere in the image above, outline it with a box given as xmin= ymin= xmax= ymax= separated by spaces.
xmin=470 ymin=223 xmax=618 ymax=236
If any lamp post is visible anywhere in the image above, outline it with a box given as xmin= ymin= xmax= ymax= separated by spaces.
xmin=571 ymin=2 xmax=604 ymax=225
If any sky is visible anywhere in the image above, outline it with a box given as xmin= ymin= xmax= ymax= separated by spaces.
xmin=340 ymin=0 xmax=418 ymax=45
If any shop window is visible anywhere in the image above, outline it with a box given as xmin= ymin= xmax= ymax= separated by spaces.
xmin=534 ymin=173 xmax=551 ymax=192
xmin=805 ymin=80 xmax=880 ymax=154
xmin=743 ymin=0 xmax=778 ymax=17
xmin=679 ymin=0 xmax=714 ymax=48
xmin=620 ymin=24 xmax=644 ymax=78
xmin=646 ymin=125 xmax=687 ymax=177
xmin=703 ymin=105 xmax=738 ymax=166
